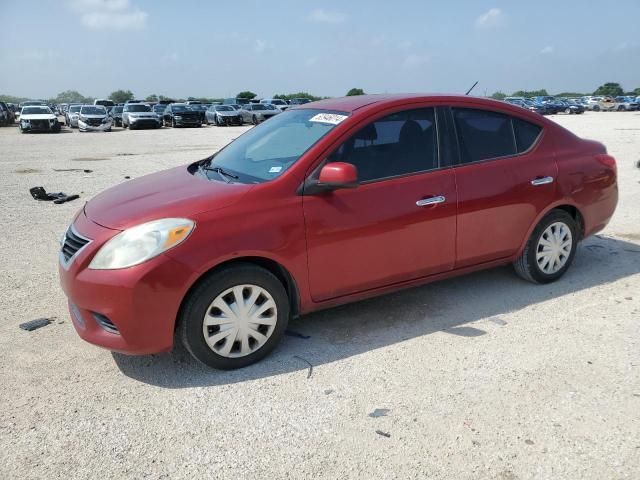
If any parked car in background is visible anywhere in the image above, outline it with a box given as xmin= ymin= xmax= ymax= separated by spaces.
xmin=19 ymin=105 xmax=61 ymax=133
xmin=122 ymin=103 xmax=161 ymax=129
xmin=614 ymin=96 xmax=638 ymax=111
xmin=243 ymin=103 xmax=281 ymax=124
xmin=205 ymin=105 xmax=243 ymax=126
xmin=78 ymin=105 xmax=112 ymax=132
xmin=0 ymin=101 xmax=13 ymax=125
xmin=581 ymin=96 xmax=603 ymax=111
xmin=558 ymin=99 xmax=585 ymax=114
xmin=504 ymin=98 xmax=547 ymax=115
xmin=598 ymin=96 xmax=618 ymax=111
xmin=109 ymin=105 xmax=124 ymax=126
xmin=66 ymin=104 xmax=83 ymax=128
xmin=188 ymin=103 xmax=208 ymax=124
xmin=288 ymin=98 xmax=312 ymax=106
xmin=162 ymin=103 xmax=201 ymax=127
xmin=58 ymin=94 xmax=618 ymax=369
xmin=152 ymin=104 xmax=166 ymax=120
xmin=260 ymin=98 xmax=289 ymax=111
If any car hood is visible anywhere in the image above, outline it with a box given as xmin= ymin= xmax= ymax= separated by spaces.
xmin=22 ymin=114 xmax=56 ymax=120
xmin=217 ymin=111 xmax=239 ymax=116
xmin=85 ymin=165 xmax=254 ymax=230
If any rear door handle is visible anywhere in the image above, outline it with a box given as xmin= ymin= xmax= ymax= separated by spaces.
xmin=531 ymin=176 xmax=554 ymax=186
xmin=416 ymin=195 xmax=445 ymax=207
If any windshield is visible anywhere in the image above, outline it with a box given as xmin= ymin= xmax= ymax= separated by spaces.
xmin=270 ymin=100 xmax=286 ymax=105
xmin=112 ymin=106 xmax=123 ymax=113
xmin=215 ymin=106 xmax=234 ymax=111
xmin=291 ymin=98 xmax=310 ymax=104
xmin=23 ymin=106 xmax=52 ymax=115
xmin=69 ymin=105 xmax=82 ymax=113
xmin=81 ymin=106 xmax=106 ymax=115
xmin=172 ymin=105 xmax=190 ymax=112
xmin=251 ymin=104 xmax=267 ymax=110
xmin=203 ymin=109 xmax=348 ymax=184
xmin=126 ymin=104 xmax=151 ymax=112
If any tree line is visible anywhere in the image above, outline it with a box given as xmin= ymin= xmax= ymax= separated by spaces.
xmin=490 ymin=82 xmax=640 ymax=100
xmin=1 ymin=88 xmax=368 ymax=105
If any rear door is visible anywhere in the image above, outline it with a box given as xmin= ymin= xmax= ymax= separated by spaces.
xmin=303 ymin=107 xmax=457 ymax=302
xmin=450 ymin=107 xmax=557 ymax=268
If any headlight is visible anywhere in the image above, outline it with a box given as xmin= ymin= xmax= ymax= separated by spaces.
xmin=101 ymin=117 xmax=110 ymax=124
xmin=79 ymin=116 xmax=87 ymax=122
xmin=89 ymin=218 xmax=195 ymax=270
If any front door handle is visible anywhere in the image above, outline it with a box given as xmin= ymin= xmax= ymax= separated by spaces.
xmin=416 ymin=195 xmax=445 ymax=207
xmin=531 ymin=176 xmax=554 ymax=186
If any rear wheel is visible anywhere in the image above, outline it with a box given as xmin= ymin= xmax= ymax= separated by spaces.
xmin=252 ymin=115 xmax=258 ymax=125
xmin=179 ymin=264 xmax=290 ymax=369
xmin=514 ymin=210 xmax=578 ymax=284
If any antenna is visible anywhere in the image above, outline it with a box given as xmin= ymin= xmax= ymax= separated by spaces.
xmin=465 ymin=81 xmax=479 ymax=96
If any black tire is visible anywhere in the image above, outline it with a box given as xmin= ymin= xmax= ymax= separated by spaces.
xmin=513 ymin=210 xmax=578 ymax=284
xmin=593 ymin=105 xmax=600 ymax=112
xmin=564 ymin=108 xmax=572 ymax=114
xmin=215 ymin=115 xmax=220 ymax=126
xmin=172 ymin=118 xmax=176 ymax=128
xmin=179 ymin=264 xmax=290 ymax=369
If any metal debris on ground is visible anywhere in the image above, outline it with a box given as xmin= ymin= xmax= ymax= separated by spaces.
xmin=53 ymin=169 xmax=93 ymax=173
xmin=375 ymin=430 xmax=391 ymax=438
xmin=293 ymin=355 xmax=313 ymax=379
xmin=369 ymin=408 xmax=391 ymax=418
xmin=19 ymin=318 xmax=53 ymax=331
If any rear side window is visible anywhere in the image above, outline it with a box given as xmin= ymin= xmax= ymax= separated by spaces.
xmin=452 ymin=108 xmax=516 ymax=163
xmin=513 ymin=118 xmax=542 ymax=153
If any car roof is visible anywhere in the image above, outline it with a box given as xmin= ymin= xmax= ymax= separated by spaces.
xmin=295 ymin=94 xmax=530 ymax=113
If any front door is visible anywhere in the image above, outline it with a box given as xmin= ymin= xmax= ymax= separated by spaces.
xmin=303 ymin=107 xmax=457 ymax=302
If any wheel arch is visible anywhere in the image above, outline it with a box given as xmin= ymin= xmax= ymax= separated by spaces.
xmin=175 ymin=256 xmax=301 ymax=332
xmin=515 ymin=202 xmax=585 ymax=258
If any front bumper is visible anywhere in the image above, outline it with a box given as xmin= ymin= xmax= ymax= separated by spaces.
xmin=174 ymin=117 xmax=200 ymax=126
xmin=21 ymin=119 xmax=60 ymax=132
xmin=79 ymin=119 xmax=112 ymax=131
xmin=130 ymin=117 xmax=161 ymax=128
xmin=218 ymin=115 xmax=243 ymax=125
xmin=58 ymin=211 xmax=195 ymax=355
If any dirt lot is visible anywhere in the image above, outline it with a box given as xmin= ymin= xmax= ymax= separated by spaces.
xmin=1 ymin=113 xmax=638 ymax=480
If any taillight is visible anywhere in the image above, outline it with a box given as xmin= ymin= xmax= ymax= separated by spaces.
xmin=596 ymin=154 xmax=617 ymax=175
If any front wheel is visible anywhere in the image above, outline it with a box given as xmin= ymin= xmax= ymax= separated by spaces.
xmin=252 ymin=115 xmax=258 ymax=125
xmin=179 ymin=264 xmax=290 ymax=369
xmin=513 ymin=210 xmax=578 ymax=284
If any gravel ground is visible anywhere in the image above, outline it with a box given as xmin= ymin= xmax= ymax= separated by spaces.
xmin=0 ymin=114 xmax=638 ymax=480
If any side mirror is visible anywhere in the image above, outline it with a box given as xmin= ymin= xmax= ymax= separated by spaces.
xmin=316 ymin=162 xmax=358 ymax=190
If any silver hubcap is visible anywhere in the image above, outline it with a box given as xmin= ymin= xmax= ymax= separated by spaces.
xmin=202 ymin=284 xmax=277 ymax=358
xmin=536 ymin=222 xmax=572 ymax=274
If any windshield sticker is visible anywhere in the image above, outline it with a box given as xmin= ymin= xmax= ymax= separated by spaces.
xmin=269 ymin=166 xmax=283 ymax=173
xmin=309 ymin=113 xmax=348 ymax=125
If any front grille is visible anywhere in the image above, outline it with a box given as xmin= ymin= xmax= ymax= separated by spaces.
xmin=31 ymin=119 xmax=50 ymax=129
xmin=93 ymin=313 xmax=119 ymax=334
xmin=87 ymin=118 xmax=102 ymax=126
xmin=61 ymin=226 xmax=90 ymax=263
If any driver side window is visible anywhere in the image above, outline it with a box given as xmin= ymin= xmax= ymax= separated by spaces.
xmin=326 ymin=108 xmax=438 ymax=182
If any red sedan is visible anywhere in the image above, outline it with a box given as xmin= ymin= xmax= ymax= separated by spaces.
xmin=58 ymin=94 xmax=618 ymax=369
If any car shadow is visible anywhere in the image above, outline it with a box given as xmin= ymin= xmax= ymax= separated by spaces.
xmin=113 ymin=235 xmax=640 ymax=388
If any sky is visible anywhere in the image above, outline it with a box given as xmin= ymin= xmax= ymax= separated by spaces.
xmin=1 ymin=0 xmax=639 ymax=100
